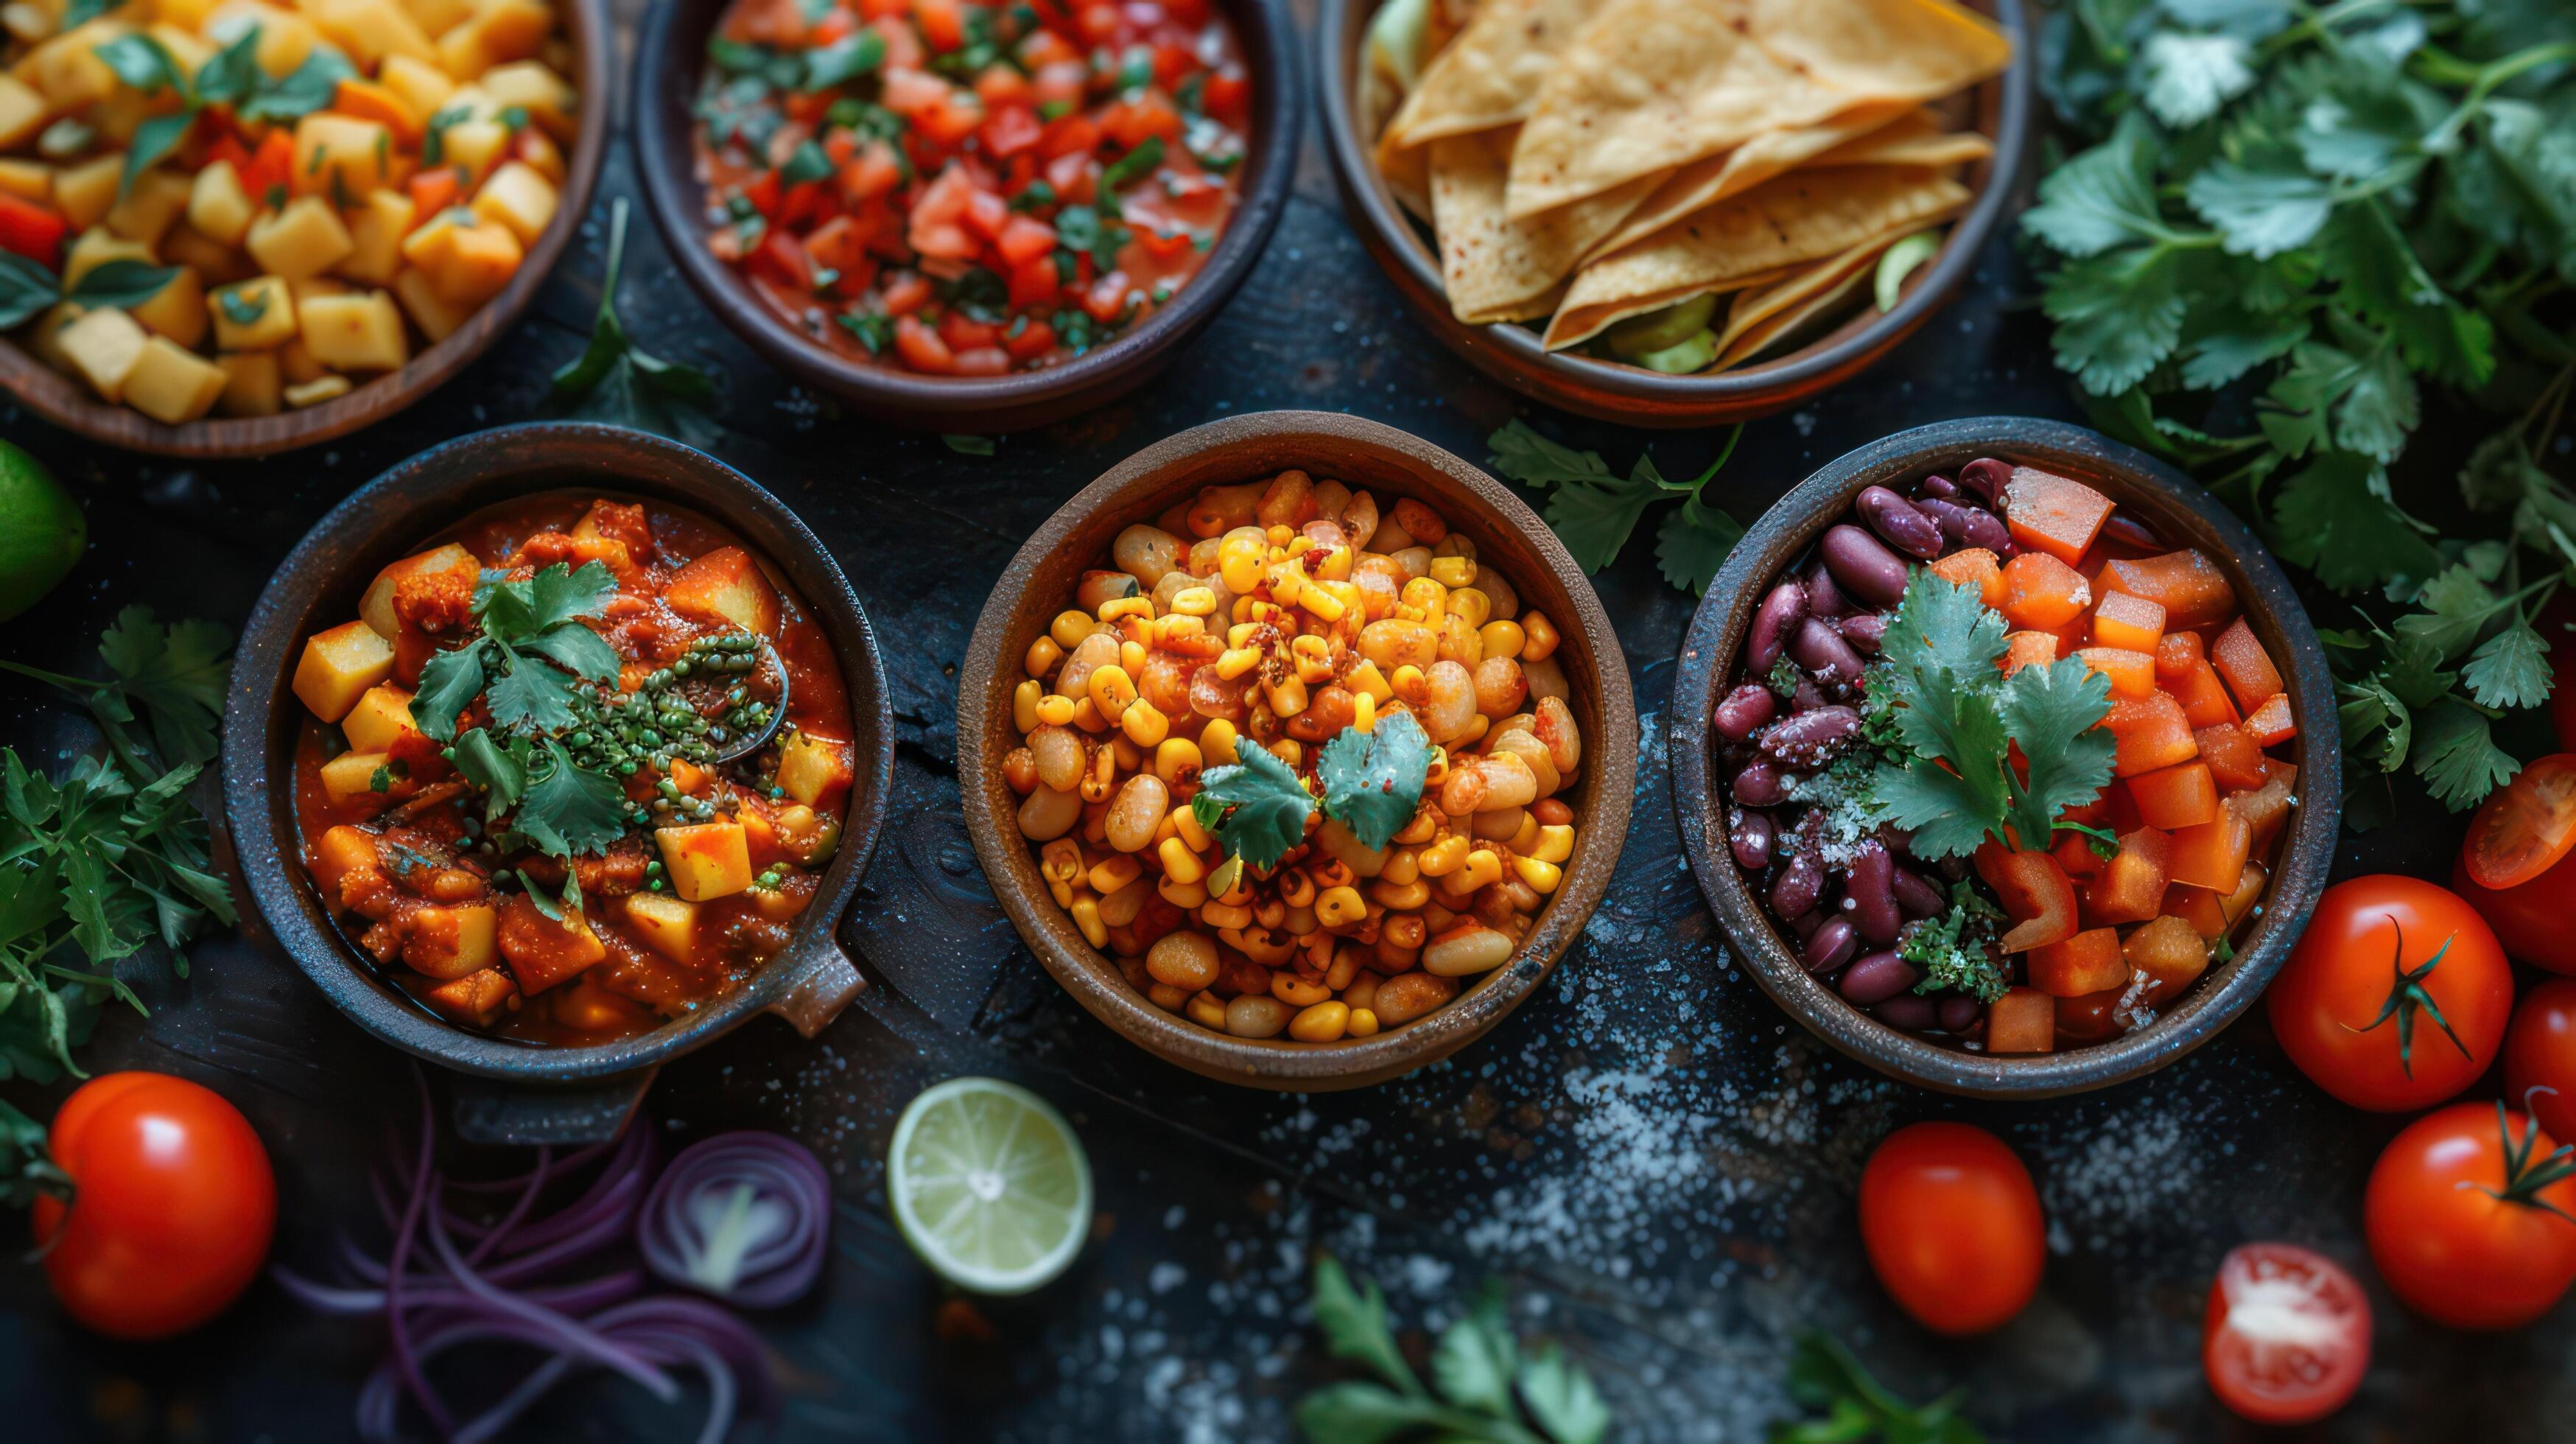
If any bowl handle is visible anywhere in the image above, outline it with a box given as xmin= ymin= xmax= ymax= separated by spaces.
xmin=450 ymin=1067 xmax=659 ymax=1146
xmin=766 ymin=935 xmax=868 ymax=1038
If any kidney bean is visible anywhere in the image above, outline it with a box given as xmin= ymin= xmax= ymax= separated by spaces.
xmin=1820 ymin=525 xmax=1909 ymax=608
xmin=2102 ymin=512 xmax=2164 ymax=550
xmin=1839 ymin=612 xmax=1887 ymax=655
xmin=1872 ymin=994 xmax=1939 ymax=1031
xmin=1918 ymin=474 xmax=1959 ymax=500
xmin=1761 ymin=705 xmax=1858 ymax=769
xmin=1936 ymin=995 xmax=1984 ymax=1033
xmin=1747 ymin=581 xmax=1808 ymax=672
xmin=1802 ymin=916 xmax=1859 ymax=974
xmin=1787 ymin=908 xmax=1823 ymax=942
xmin=1788 ymin=617 xmax=1863 ymax=685
xmin=1856 ymin=486 xmax=1943 ymax=559
xmin=1769 ymin=851 xmax=1825 ymax=920
xmin=1792 ymin=677 xmax=1829 ymax=713
xmin=1728 ymin=808 xmax=1775 ymax=871
xmin=1713 ymin=683 xmax=1777 ymax=740
xmin=1958 ymin=457 xmax=2012 ymax=505
xmin=1845 ymin=842 xmax=1901 ymax=944
xmin=1891 ymin=866 xmax=1945 ymax=920
xmin=1732 ymin=759 xmax=1788 ymax=807
xmin=1920 ymin=497 xmax=2015 ymax=558
xmin=1805 ymin=563 xmax=1853 ymax=620
xmin=1837 ymin=950 xmax=1919 ymax=1006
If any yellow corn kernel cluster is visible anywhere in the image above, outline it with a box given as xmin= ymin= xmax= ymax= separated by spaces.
xmin=1003 ymin=470 xmax=1591 ymax=1045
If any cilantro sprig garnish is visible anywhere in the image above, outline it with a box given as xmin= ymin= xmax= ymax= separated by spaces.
xmin=552 ymin=199 xmax=718 ymax=437
xmin=1190 ymin=713 xmax=1434 ymax=869
xmin=1294 ymin=1255 xmax=1610 ymax=1444
xmin=1899 ymin=879 xmax=2008 ymax=1004
xmin=1863 ymin=570 xmax=2116 ymax=861
xmin=1485 ymin=420 xmax=1744 ymax=593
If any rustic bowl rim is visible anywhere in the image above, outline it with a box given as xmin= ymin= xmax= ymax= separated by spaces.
xmin=0 ymin=0 xmax=614 ymax=459
xmin=1313 ymin=0 xmax=2032 ymax=424
xmin=956 ymin=409 xmax=1637 ymax=1088
xmin=219 ymin=421 xmax=896 ymax=1082
xmin=628 ymin=0 xmax=1302 ymax=433
xmin=1668 ymin=416 xmax=2341 ymax=1098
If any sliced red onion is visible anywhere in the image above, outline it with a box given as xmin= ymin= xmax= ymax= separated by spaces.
xmin=637 ymin=1132 xmax=832 ymax=1308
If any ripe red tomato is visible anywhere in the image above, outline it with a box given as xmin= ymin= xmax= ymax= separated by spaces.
xmin=2541 ymin=592 xmax=2576 ymax=752
xmin=2201 ymin=1242 xmax=2371 ymax=1426
xmin=2454 ymin=852 xmax=2576 ymax=976
xmin=29 ymin=1072 xmax=276 ymax=1340
xmin=1858 ymin=1121 xmax=2045 ymax=1335
xmin=2362 ymin=1101 xmax=2576 ymax=1330
xmin=2454 ymin=754 xmax=2576 ymax=975
xmin=2268 ymin=876 xmax=2512 ymax=1111
xmin=2505 ymin=978 xmax=2576 ymax=1146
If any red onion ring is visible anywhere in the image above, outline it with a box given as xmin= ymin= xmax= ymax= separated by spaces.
xmin=636 ymin=1132 xmax=832 ymax=1309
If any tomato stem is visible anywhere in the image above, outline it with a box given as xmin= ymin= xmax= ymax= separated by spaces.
xmin=2345 ymin=921 xmax=2471 ymax=1080
xmin=2480 ymin=1097 xmax=2576 ymax=1224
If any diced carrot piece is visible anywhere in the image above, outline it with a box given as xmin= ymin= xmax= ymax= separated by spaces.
xmin=334 ymin=78 xmax=423 ymax=143
xmin=2001 ymin=466 xmax=2116 ymax=565
xmin=2243 ymin=692 xmax=2296 ymax=747
xmin=2106 ymin=778 xmax=2144 ymax=834
xmin=2084 ymin=825 xmax=2173 ymax=925
xmin=2153 ymin=628 xmax=2203 ymax=680
xmin=1974 ymin=841 xmax=2079 ymax=953
xmin=2169 ymin=809 xmax=2253 ymax=893
xmin=2194 ymin=724 xmax=2266 ymax=792
xmin=2000 ymin=551 xmax=2092 ymax=630
xmin=2001 ymin=629 xmax=2059 ymax=676
xmin=2124 ymin=914 xmax=2210 ymax=1003
xmin=2170 ymin=660 xmax=2241 ymax=729
xmin=1928 ymin=547 xmax=2004 ymax=607
xmin=2091 ymin=589 xmax=2166 ymax=653
xmin=2230 ymin=765 xmax=2298 ymax=849
xmin=2052 ymin=825 xmax=2108 ymax=881
xmin=2029 ymin=927 xmax=2128 ymax=996
xmin=2103 ymin=691 xmax=2197 ymax=776
xmin=2127 ymin=760 xmax=2217 ymax=830
xmin=1987 ymin=986 xmax=2057 ymax=1053
xmin=2075 ymin=646 xmax=2155 ymax=698
xmin=2209 ymin=617 xmax=2284 ymax=713
xmin=2099 ymin=550 xmax=2238 ymax=629
xmin=2219 ymin=861 xmax=2267 ymax=927
xmin=2158 ymin=881 xmax=2228 ymax=940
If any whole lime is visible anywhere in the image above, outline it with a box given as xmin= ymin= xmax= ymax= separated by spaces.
xmin=0 ymin=439 xmax=84 ymax=621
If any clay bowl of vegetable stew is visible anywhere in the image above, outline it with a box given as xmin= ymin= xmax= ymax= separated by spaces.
xmin=1670 ymin=417 xmax=2338 ymax=1098
xmin=958 ymin=410 xmax=1637 ymax=1089
xmin=630 ymin=0 xmax=1300 ymax=435
xmin=222 ymin=423 xmax=896 ymax=1141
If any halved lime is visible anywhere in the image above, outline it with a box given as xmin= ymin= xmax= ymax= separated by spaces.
xmin=886 ymin=1076 xmax=1092 ymax=1295
xmin=0 ymin=439 xmax=83 ymax=622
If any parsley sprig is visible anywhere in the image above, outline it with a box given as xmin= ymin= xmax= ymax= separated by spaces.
xmin=1772 ymin=1330 xmax=1984 ymax=1443
xmin=1190 ymin=713 xmax=1434 ymax=869
xmin=552 ymin=198 xmax=719 ymax=436
xmin=1294 ymin=1255 xmax=1609 ymax=1444
xmin=1485 ymin=420 xmax=1745 ymax=593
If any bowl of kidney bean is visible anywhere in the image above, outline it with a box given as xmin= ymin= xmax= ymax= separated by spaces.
xmin=1671 ymin=418 xmax=2340 ymax=1098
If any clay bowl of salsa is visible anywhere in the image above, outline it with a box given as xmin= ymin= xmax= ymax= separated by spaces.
xmin=222 ymin=423 xmax=895 ymax=1140
xmin=632 ymin=0 xmax=1301 ymax=434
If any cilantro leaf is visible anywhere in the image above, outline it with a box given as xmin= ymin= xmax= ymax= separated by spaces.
xmin=483 ymin=644 xmax=587 ymax=735
xmin=2183 ymin=159 xmax=2331 ymax=259
xmin=552 ymin=197 xmax=717 ymax=436
xmin=450 ymin=728 xmax=526 ymax=822
xmin=1998 ymin=656 xmax=2117 ymax=848
xmin=2141 ymin=31 xmax=2256 ymax=127
xmin=2019 ymin=112 xmax=2171 ymax=256
xmin=410 ymin=644 xmax=489 ymax=743
xmin=1189 ymin=743 xmax=1313 ymax=869
xmin=513 ymin=740 xmax=630 ymax=858
xmin=1315 ymin=712 xmax=1431 ymax=850
xmin=1489 ymin=420 xmax=1741 ymax=580
xmin=1485 ymin=418 xmax=1617 ymax=488
xmin=1899 ymin=878 xmax=2009 ymax=1003
xmin=2463 ymin=622 xmax=2552 ymax=710
xmin=2041 ymin=245 xmax=2189 ymax=395
xmin=1879 ymin=568 xmax=2009 ymax=704
xmin=1870 ymin=699 xmax=2012 ymax=861
xmin=2411 ymin=699 xmax=2520 ymax=810
xmin=2268 ymin=449 xmax=2443 ymax=595
xmin=1654 ymin=493 xmax=1744 ymax=595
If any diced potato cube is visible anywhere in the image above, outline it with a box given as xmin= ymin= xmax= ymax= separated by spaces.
xmin=27 ymin=301 xmax=85 ymax=371
xmin=61 ymin=226 xmax=153 ymax=290
xmin=159 ymin=222 xmax=242 ymax=284
xmin=22 ymin=22 xmax=124 ymax=109
xmin=56 ymin=306 xmax=149 ymax=402
xmin=104 ymin=168 xmax=191 ymax=246
xmin=401 ymin=205 xmax=520 ymax=305
xmin=497 ymin=894 xmax=608 ymax=992
xmin=421 ymin=966 xmax=517 ymax=1026
xmin=477 ymin=59 xmax=575 ymax=139
xmin=53 ymin=153 xmax=124 ymax=231
xmin=470 ymin=159 xmax=555 ymax=244
xmin=402 ymin=0 xmax=474 ymax=36
xmin=206 ymin=2 xmax=317 ymax=77
xmin=0 ymin=158 xmax=52 ymax=202
xmin=208 ymin=274 xmax=298 ymax=349
xmin=463 ymin=0 xmax=553 ymax=63
xmin=187 ymin=159 xmax=256 ymax=246
xmin=284 ymin=373 xmax=353 ymax=407
xmin=318 ymin=747 xmax=403 ymax=806
xmin=294 ymin=618 xmax=396 ymax=721
xmin=215 ymin=350 xmax=282 ymax=416
xmin=360 ymin=541 xmax=477 ymax=637
xmin=315 ymin=0 xmax=436 ymax=66
xmin=381 ymin=52 xmax=457 ymax=116
xmin=144 ymin=24 xmax=217 ymax=76
xmin=513 ymin=127 xmax=566 ymax=184
xmin=664 ymin=546 xmax=782 ymax=636
xmin=128 ymin=266 xmax=207 ymax=349
xmin=340 ymin=188 xmax=416 ymax=284
xmin=121 ymin=335 xmax=229 ymax=424
xmin=277 ymin=334 xmax=326 ymax=382
xmin=300 ymin=289 xmax=409 ymax=371
xmin=311 ymin=823 xmax=380 ymax=901
xmin=438 ymin=117 xmax=510 ymax=180
xmin=391 ymin=265 xmax=467 ymax=340
xmin=246 ymin=195 xmax=354 ymax=278
xmin=0 ymin=75 xmax=43 ymax=150
xmin=622 ymin=891 xmax=698 ymax=962
xmin=656 ymin=821 xmax=753 ymax=901
xmin=775 ymin=731 xmax=853 ymax=810
xmin=292 ymin=276 xmax=353 ymax=301
xmin=292 ymin=112 xmax=396 ymax=200
xmin=333 ymin=77 xmax=424 ymax=144
xmin=407 ymin=902 xmax=497 ymax=978
xmin=341 ymin=682 xmax=421 ymax=751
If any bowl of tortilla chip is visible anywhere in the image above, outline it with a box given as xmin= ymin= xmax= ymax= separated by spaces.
xmin=1321 ymin=0 xmax=2031 ymax=426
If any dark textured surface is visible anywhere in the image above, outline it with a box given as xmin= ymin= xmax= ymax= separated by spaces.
xmin=0 ymin=5 xmax=2564 ymax=1440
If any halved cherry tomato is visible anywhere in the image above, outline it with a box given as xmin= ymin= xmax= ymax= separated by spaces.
xmin=2463 ymin=753 xmax=2576 ymax=891
xmin=0 ymin=192 xmax=69 ymax=265
xmin=2364 ymin=1101 xmax=2576 ymax=1329
xmin=1859 ymin=1123 xmax=2044 ymax=1335
xmin=2201 ymin=1243 xmax=2370 ymax=1426
xmin=2270 ymin=875 xmax=2512 ymax=1112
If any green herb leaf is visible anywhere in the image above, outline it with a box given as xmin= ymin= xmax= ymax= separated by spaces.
xmin=2463 ymin=622 xmax=2552 ymax=711
xmin=552 ymin=197 xmax=718 ymax=435
xmin=1516 ymin=1345 xmax=1610 ymax=1444
xmin=2140 ymin=30 xmax=2255 ymax=127
xmin=410 ymin=644 xmax=489 ymax=743
xmin=238 ymin=48 xmax=355 ymax=122
xmin=1775 ymin=1329 xmax=1983 ymax=1443
xmin=1900 ymin=879 xmax=2009 ymax=1003
xmin=66 ymin=258 xmax=183 ymax=310
xmin=2018 ymin=112 xmax=2169 ymax=258
xmin=483 ymin=644 xmax=588 ymax=735
xmin=1101 ymin=135 xmax=1165 ymax=194
xmin=805 ymin=28 xmax=887 ymax=88
xmin=1429 ymin=1285 xmax=1517 ymax=1417
xmin=91 ymin=32 xmax=187 ymax=96
xmin=1998 ymin=656 xmax=2118 ymax=848
xmin=450 ymin=727 xmax=525 ymax=821
xmin=1315 ymin=711 xmax=1431 ymax=850
xmin=1308 ymin=1256 xmax=1422 ymax=1395
xmin=513 ymin=740 xmax=629 ymax=859
xmin=0 ymin=253 xmax=60 ymax=331
xmin=1653 ymin=491 xmax=1744 ymax=595
xmin=1190 ymin=742 xmax=1313 ymax=870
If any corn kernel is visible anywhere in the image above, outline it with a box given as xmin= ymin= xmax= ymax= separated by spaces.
xmin=1070 ymin=695 xmax=1109 ymax=732
xmin=1456 ymin=715 xmax=1489 ymax=746
xmin=1100 ymin=596 xmax=1155 ymax=623
xmin=1186 ymin=990 xmax=1227 ymax=1028
xmin=1273 ymin=972 xmax=1330 ymax=1007
xmin=1147 ymin=981 xmax=1187 ymax=1009
xmin=1345 ymin=660 xmax=1393 ymax=702
xmin=1423 ymin=746 xmax=1450 ymax=785
xmin=1154 ymin=737 xmax=1201 ymax=786
xmin=1025 ymin=635 xmax=1064 ymax=676
xmin=1300 ymin=584 xmax=1345 ymax=622
xmin=1201 ymin=718 xmax=1240 ymax=764
xmin=1263 ymin=673 xmax=1308 ymax=717
xmin=1352 ymin=691 xmax=1377 ymax=733
xmin=1369 ymin=878 xmax=1430 ymax=910
xmin=1533 ymin=824 xmax=1575 ymax=864
xmin=1047 ymin=876 xmax=1074 ymax=908
xmin=1478 ymin=620 xmax=1526 ymax=659
xmin=1159 ymin=835 xmax=1206 ymax=885
xmin=1347 ymin=1007 xmax=1380 ymax=1038
xmin=1201 ymin=900 xmax=1253 ymax=929
xmin=1070 ymin=896 xmax=1107 ymax=947
xmin=1265 ymin=524 xmax=1294 ymax=545
xmin=1089 ymin=854 xmax=1143 ymax=894
xmin=1315 ymin=885 xmax=1366 ymax=927
xmin=1155 ymin=614 xmax=1205 ymax=648
xmin=1012 ymin=679 xmax=1042 ymax=734
xmin=1291 ymin=635 xmax=1334 ymax=684
xmin=1171 ymin=806 xmax=1210 ymax=854
xmin=1430 ymin=555 xmax=1477 ymax=588
xmin=1270 ymin=739 xmax=1302 ymax=769
xmin=1119 ymin=639 xmax=1148 ymax=673
xmin=1457 ymin=849 xmax=1503 ymax=891
xmin=1159 ymin=875 xmax=1209 ymax=909
xmin=1040 ymin=839 xmax=1084 ymax=883
xmin=1288 ymin=1000 xmax=1349 ymax=1041
xmin=1036 ymin=693 xmax=1077 ymax=726
xmin=1171 ymin=586 xmax=1218 ymax=615
xmin=1522 ymin=611 xmax=1559 ymax=662
xmin=1513 ymin=856 xmax=1563 ymax=894
xmin=1447 ymin=587 xmax=1492 ymax=630
xmin=1380 ymin=847 xmax=1419 ymax=886
xmin=1109 ymin=735 xmax=1144 ymax=771
xmin=1050 ymin=610 xmax=1098 ymax=649
xmin=1215 ymin=646 xmax=1262 ymax=680
xmin=1225 ymin=621 xmax=1260 ymax=648
xmin=1508 ymin=813 xmax=1540 ymax=854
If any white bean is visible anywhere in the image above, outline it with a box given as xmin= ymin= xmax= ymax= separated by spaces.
xmin=1017 ymin=785 xmax=1082 ymax=840
xmin=1113 ymin=524 xmax=1182 ymax=585
xmin=1422 ymin=926 xmax=1515 ymax=976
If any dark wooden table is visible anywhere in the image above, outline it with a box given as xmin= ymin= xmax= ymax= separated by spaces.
xmin=0 ymin=8 xmax=2561 ymax=1440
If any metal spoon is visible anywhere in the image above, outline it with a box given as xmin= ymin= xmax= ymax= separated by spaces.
xmin=707 ymin=640 xmax=790 ymax=765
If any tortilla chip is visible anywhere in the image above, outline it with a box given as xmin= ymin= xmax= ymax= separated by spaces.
xmin=1383 ymin=0 xmax=1607 ymax=152
xmin=1506 ymin=0 xmax=2011 ymax=220
xmin=1543 ymin=164 xmax=1968 ymax=348
xmin=1381 ymin=131 xmax=1436 ymax=222
xmin=1711 ymin=230 xmax=1904 ymax=354
xmin=1431 ymin=127 xmax=1663 ymax=323
xmin=1582 ymin=101 xmax=1921 ymax=264
xmin=1711 ymin=256 xmax=1878 ymax=370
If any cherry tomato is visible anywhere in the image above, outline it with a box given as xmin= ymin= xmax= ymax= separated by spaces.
xmin=2454 ymin=849 xmax=2576 ymax=976
xmin=2364 ymin=1101 xmax=2576 ymax=1330
xmin=2542 ymin=592 xmax=2576 ymax=752
xmin=29 ymin=1072 xmax=276 ymax=1340
xmin=1858 ymin=1121 xmax=2044 ymax=1335
xmin=2505 ymin=978 xmax=2576 ymax=1146
xmin=2268 ymin=876 xmax=2512 ymax=1112
xmin=2463 ymin=754 xmax=2576 ymax=889
xmin=2201 ymin=1242 xmax=2371 ymax=1426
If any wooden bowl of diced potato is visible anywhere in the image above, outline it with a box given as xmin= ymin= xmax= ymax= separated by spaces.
xmin=0 ymin=0 xmax=608 ymax=456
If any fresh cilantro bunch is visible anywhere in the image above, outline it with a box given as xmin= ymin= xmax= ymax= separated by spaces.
xmin=2029 ymin=0 xmax=2576 ymax=818
xmin=1485 ymin=420 xmax=1746 ymax=594
xmin=1190 ymin=713 xmax=1433 ymax=869
xmin=1295 ymin=1255 xmax=1609 ymax=1444
xmin=1864 ymin=571 xmax=2118 ymax=860
xmin=1898 ymin=878 xmax=2009 ymax=1003
xmin=1771 ymin=1330 xmax=1984 ymax=1444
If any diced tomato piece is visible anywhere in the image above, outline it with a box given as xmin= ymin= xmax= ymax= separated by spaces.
xmin=748 ymin=229 xmax=815 ymax=290
xmin=2127 ymin=760 xmax=2217 ymax=830
xmin=2085 ymin=825 xmax=2173 ymax=925
xmin=1202 ymin=66 xmax=1251 ymax=122
xmin=1007 ymin=254 xmax=1062 ymax=308
xmin=2243 ymin=692 xmax=2296 ymax=748
xmin=1003 ymin=318 xmax=1056 ymax=360
xmin=981 ymin=102 xmax=1045 ymax=158
xmin=2075 ymin=647 xmax=2155 ymax=698
xmin=2209 ymin=617 xmax=2283 ymax=713
xmin=2154 ymin=628 xmax=2203 ymax=681
xmin=1099 ymin=94 xmax=1183 ymax=149
xmin=1040 ymin=113 xmax=1102 ymax=160
xmin=2055 ymin=985 xmax=2131 ymax=1042
xmin=939 ymin=312 xmax=1002 ymax=350
xmin=0 ymin=193 xmax=69 ymax=265
xmin=775 ymin=178 xmax=832 ymax=230
xmin=1974 ymin=842 xmax=2079 ymax=953
xmin=782 ymin=88 xmax=835 ymax=124
xmin=1152 ymin=41 xmax=1196 ymax=88
xmin=1046 ymin=149 xmax=1095 ymax=201
xmin=802 ymin=214 xmax=867 ymax=275
xmin=2170 ymin=660 xmax=2240 ymax=729
xmin=740 ymin=169 xmax=783 ymax=218
xmin=2052 ymin=825 xmax=2108 ymax=882
xmin=2169 ymin=809 xmax=2253 ymax=894
xmin=2194 ymin=724 xmax=2266 ymax=793
xmin=975 ymin=64 xmax=1032 ymax=109
xmin=2100 ymin=550 xmax=2237 ymax=630
xmin=2001 ymin=466 xmax=2116 ymax=565
xmin=892 ymin=314 xmax=955 ymax=373
xmin=857 ymin=0 xmax=907 ymax=18
xmin=917 ymin=91 xmax=987 ymax=146
xmin=1075 ymin=2 xmax=1123 ymax=43
xmin=2230 ymin=765 xmax=2298 ymax=850
xmin=405 ymin=164 xmax=462 ymax=217
xmin=880 ymin=270 xmax=933 ymax=315
xmin=246 ymin=129 xmax=295 ymax=198
xmin=908 ymin=163 xmax=982 ymax=257
xmin=2124 ymin=914 xmax=2210 ymax=1003
xmin=882 ymin=68 xmax=958 ymax=116
xmin=995 ymin=213 xmax=1057 ymax=266
xmin=808 ymin=8 xmax=857 ymax=44
xmin=2000 ymin=551 xmax=2091 ymax=631
xmin=1987 ymin=986 xmax=2057 ymax=1054
xmin=838 ymin=141 xmax=904 ymax=204
xmin=2091 ymin=589 xmax=2166 ymax=653
xmin=2159 ymin=881 xmax=2229 ymax=941
xmin=2001 ymin=630 xmax=2059 ymax=677
xmin=916 ymin=0 xmax=966 ymax=49
xmin=1160 ymin=0 xmax=1212 ymax=24
xmin=1019 ymin=29 xmax=1083 ymax=69
xmin=2029 ymin=928 xmax=2128 ymax=997
xmin=961 ymin=186 xmax=1010 ymax=241
xmin=1084 ymin=269 xmax=1134 ymax=321
xmin=950 ymin=346 xmax=1012 ymax=375
xmin=1926 ymin=547 xmax=2002 ymax=606
xmin=2104 ymin=691 xmax=2197 ymax=776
